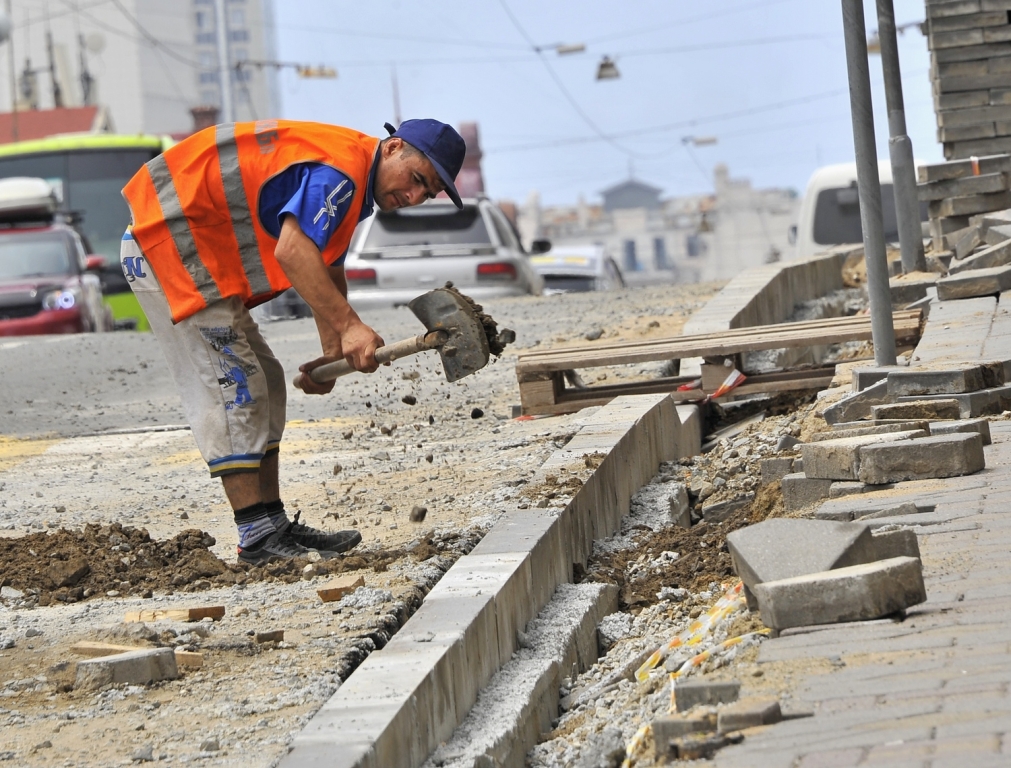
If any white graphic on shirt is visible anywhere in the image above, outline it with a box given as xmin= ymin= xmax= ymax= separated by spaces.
xmin=312 ymin=180 xmax=355 ymax=231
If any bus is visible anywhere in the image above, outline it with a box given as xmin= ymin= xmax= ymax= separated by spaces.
xmin=0 ymin=133 xmax=173 ymax=330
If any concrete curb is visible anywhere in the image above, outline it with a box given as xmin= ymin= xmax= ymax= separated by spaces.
xmin=280 ymin=394 xmax=702 ymax=768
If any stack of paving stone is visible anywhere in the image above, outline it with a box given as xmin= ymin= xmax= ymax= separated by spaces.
xmin=726 ymin=518 xmax=926 ymax=632
xmin=926 ymin=0 xmax=1011 ymax=161
xmin=766 ymin=363 xmax=999 ymax=512
xmin=918 ymin=154 xmax=1011 ymax=253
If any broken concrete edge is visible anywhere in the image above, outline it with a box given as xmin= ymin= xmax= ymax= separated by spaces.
xmin=679 ymin=251 xmax=846 ymax=376
xmin=280 ymin=394 xmax=703 ymax=768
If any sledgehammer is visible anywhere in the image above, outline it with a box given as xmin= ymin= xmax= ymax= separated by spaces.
xmin=292 ymin=285 xmax=514 ymax=389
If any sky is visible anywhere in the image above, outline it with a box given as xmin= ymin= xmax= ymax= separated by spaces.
xmin=273 ymin=0 xmax=941 ymax=207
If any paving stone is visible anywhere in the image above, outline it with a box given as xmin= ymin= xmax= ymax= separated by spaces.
xmin=890 ymin=272 xmax=940 ymax=304
xmin=867 ymin=528 xmax=921 ymax=561
xmin=716 ymin=697 xmax=783 ymax=732
xmin=948 ymin=238 xmax=1011 ymax=275
xmin=828 ymin=481 xmax=871 ymax=499
xmin=871 ymin=399 xmax=963 ymax=420
xmin=800 ymin=431 xmax=925 ymax=481
xmin=936 ymin=264 xmax=1011 ymax=301
xmin=753 ymin=556 xmax=927 ymax=631
xmin=857 ymin=433 xmax=986 ymax=484
xmin=652 ymin=712 xmax=716 ymax=751
xmin=886 ymin=366 xmax=988 ymax=397
xmin=896 ymin=387 xmax=1009 ymax=418
xmin=851 ymin=367 xmax=896 ymax=392
xmin=701 ymin=494 xmax=754 ymax=523
xmin=781 ymin=473 xmax=833 ymax=511
xmin=850 ymin=502 xmax=921 ymax=520
xmin=929 ymin=417 xmax=993 ymax=445
xmin=809 ymin=422 xmax=929 ymax=442
xmin=669 ymin=483 xmax=690 ymax=528
xmin=727 ymin=518 xmax=890 ymax=595
xmin=674 ymin=680 xmax=741 ymax=712
xmin=760 ymin=457 xmax=794 ymax=484
xmin=822 ymin=379 xmax=892 ymax=425
xmin=74 ymin=647 xmax=179 ymax=691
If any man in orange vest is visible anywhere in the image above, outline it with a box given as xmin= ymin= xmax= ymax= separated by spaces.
xmin=121 ymin=118 xmax=466 ymax=564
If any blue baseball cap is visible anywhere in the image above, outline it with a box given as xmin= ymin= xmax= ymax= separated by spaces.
xmin=384 ymin=119 xmax=466 ymax=208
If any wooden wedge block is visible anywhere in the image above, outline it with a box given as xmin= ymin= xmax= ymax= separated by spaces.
xmin=317 ymin=573 xmax=365 ymax=603
xmin=123 ymin=606 xmax=225 ymax=623
xmin=70 ymin=641 xmax=203 ymax=668
xmin=255 ymin=630 xmax=284 ymax=643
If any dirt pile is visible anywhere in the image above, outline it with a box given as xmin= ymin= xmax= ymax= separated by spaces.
xmin=0 ymin=523 xmax=479 ymax=607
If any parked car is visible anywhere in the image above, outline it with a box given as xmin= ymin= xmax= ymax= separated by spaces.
xmin=0 ymin=177 xmax=112 ymax=336
xmin=529 ymin=244 xmax=625 ymax=294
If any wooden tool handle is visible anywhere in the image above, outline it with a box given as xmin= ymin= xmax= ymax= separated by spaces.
xmin=293 ymin=330 xmax=448 ymax=389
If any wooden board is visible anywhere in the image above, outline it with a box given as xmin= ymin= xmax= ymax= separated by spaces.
xmin=317 ymin=573 xmax=365 ymax=603
xmin=918 ymin=152 xmax=1011 ymax=182
xmin=515 ymin=310 xmax=922 ymax=375
xmin=123 ymin=606 xmax=225 ymax=623
xmin=70 ymin=641 xmax=203 ymax=668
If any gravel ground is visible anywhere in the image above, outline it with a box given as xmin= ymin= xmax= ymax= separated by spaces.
xmin=0 ymin=282 xmax=720 ymax=767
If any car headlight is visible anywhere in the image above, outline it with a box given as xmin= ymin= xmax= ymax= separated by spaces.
xmin=41 ymin=286 xmax=81 ymax=311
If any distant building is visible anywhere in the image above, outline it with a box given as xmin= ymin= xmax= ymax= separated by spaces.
xmin=518 ymin=164 xmax=799 ymax=285
xmin=0 ymin=0 xmax=279 ymax=140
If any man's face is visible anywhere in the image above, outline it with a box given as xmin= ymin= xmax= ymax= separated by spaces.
xmin=374 ymin=138 xmax=444 ymax=212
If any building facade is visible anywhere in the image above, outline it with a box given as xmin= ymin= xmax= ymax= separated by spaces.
xmin=518 ymin=164 xmax=799 ymax=285
xmin=0 ymin=0 xmax=278 ymax=138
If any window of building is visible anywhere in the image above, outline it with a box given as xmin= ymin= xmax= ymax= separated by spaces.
xmin=199 ymin=51 xmax=216 ymax=68
xmin=194 ymin=10 xmax=212 ymax=29
xmin=233 ymin=47 xmax=248 ymax=62
xmin=229 ymin=29 xmax=249 ymax=42
xmin=199 ymin=71 xmax=219 ymax=84
xmin=200 ymin=89 xmax=218 ymax=105
xmin=622 ymin=239 xmax=639 ymax=272
xmin=195 ymin=32 xmax=216 ymax=44
xmin=653 ymin=237 xmax=670 ymax=269
xmin=229 ymin=8 xmax=245 ymax=28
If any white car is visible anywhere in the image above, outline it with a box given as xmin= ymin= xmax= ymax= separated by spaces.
xmin=529 ymin=244 xmax=625 ymax=294
xmin=342 ymin=197 xmax=544 ymax=308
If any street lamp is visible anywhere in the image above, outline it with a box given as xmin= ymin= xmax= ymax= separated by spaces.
xmin=596 ymin=56 xmax=620 ymax=80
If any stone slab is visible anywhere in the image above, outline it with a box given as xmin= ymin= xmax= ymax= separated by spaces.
xmin=652 ymin=712 xmax=717 ymax=750
xmin=674 ymin=680 xmax=741 ymax=712
xmin=910 ymin=297 xmax=995 ymax=367
xmin=946 ymin=238 xmax=1011 ymax=274
xmin=781 ymin=473 xmax=833 ymax=512
xmin=936 ymin=264 xmax=1011 ymax=301
xmin=753 ymin=556 xmax=927 ymax=631
xmin=815 ymin=501 xmax=920 ymax=522
xmin=669 ymin=483 xmax=690 ymax=528
xmin=760 ymin=457 xmax=794 ymax=484
xmin=872 ymin=399 xmax=963 ymax=420
xmin=808 ymin=422 xmax=929 ymax=442
xmin=822 ymin=379 xmax=892 ymax=426
xmin=800 ymin=431 xmax=925 ymax=481
xmin=74 ymin=647 xmax=179 ymax=691
xmin=889 ymin=272 xmax=939 ymax=305
xmin=896 ymin=386 xmax=1011 ymax=418
xmin=701 ymin=494 xmax=754 ymax=524
xmin=726 ymin=518 xmax=889 ymax=595
xmin=929 ymin=417 xmax=993 ymax=445
xmin=851 ymin=367 xmax=897 ymax=392
xmin=886 ymin=366 xmax=988 ymax=397
xmin=717 ymin=697 xmax=783 ymax=733
xmin=857 ymin=433 xmax=986 ymax=484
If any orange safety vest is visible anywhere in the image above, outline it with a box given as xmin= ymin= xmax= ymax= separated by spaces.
xmin=122 ymin=120 xmax=379 ymax=323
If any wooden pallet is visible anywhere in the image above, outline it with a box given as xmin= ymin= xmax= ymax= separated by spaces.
xmin=515 ymin=309 xmax=923 ymax=416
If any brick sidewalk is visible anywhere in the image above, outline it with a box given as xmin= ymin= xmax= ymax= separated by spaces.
xmin=713 ymin=422 xmax=1011 ymax=768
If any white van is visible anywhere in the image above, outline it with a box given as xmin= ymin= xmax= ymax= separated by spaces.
xmin=790 ymin=161 xmax=926 ymax=260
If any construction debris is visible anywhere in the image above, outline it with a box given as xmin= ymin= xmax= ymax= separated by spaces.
xmin=316 ymin=573 xmax=366 ymax=603
xmin=123 ymin=606 xmax=225 ymax=623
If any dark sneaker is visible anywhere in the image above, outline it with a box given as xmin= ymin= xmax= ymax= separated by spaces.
xmin=237 ymin=528 xmax=312 ymax=565
xmin=284 ymin=511 xmax=362 ymax=556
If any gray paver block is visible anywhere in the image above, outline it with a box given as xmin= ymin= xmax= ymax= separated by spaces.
xmin=760 ymin=457 xmax=794 ymax=484
xmin=753 ymin=556 xmax=927 ymax=631
xmin=829 ymin=481 xmax=870 ymax=498
xmin=669 ymin=483 xmax=690 ymax=528
xmin=701 ymin=494 xmax=754 ymax=523
xmin=857 ymin=433 xmax=986 ymax=485
xmin=727 ymin=518 xmax=887 ymax=595
xmin=872 ymin=399 xmax=963 ymax=420
xmin=890 ymin=273 xmax=939 ymax=305
xmin=809 ymin=421 xmax=929 ymax=442
xmin=869 ymin=528 xmax=921 ymax=561
xmin=674 ymin=680 xmax=741 ymax=712
xmin=800 ymin=431 xmax=925 ymax=481
xmin=822 ymin=379 xmax=892 ymax=425
xmin=716 ymin=697 xmax=783 ymax=732
xmin=929 ymin=417 xmax=993 ymax=445
xmin=816 ymin=494 xmax=937 ymax=521
xmin=947 ymin=237 xmax=1011 ymax=274
xmin=652 ymin=712 xmax=716 ymax=750
xmin=886 ymin=366 xmax=988 ymax=397
xmin=74 ymin=647 xmax=179 ymax=691
xmin=936 ymin=264 xmax=1011 ymax=301
xmin=781 ymin=473 xmax=832 ymax=511
xmin=896 ymin=388 xmax=1007 ymax=419
xmin=852 ymin=367 xmax=895 ymax=392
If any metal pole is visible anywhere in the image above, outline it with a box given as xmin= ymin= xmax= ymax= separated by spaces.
xmin=5 ymin=0 xmax=16 ymax=141
xmin=214 ymin=0 xmax=233 ymax=123
xmin=842 ymin=0 xmax=896 ymax=366
xmin=876 ymin=0 xmax=926 ymax=274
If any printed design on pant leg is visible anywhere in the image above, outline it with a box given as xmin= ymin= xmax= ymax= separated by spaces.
xmin=200 ymin=326 xmax=259 ymax=411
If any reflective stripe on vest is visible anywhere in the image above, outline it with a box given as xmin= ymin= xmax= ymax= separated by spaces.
xmin=122 ymin=121 xmax=379 ymax=323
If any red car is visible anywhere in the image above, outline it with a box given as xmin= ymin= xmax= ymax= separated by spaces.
xmin=0 ymin=179 xmax=111 ymax=336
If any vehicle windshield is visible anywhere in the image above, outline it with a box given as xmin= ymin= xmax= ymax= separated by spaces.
xmin=813 ymin=183 xmax=900 ymax=246
xmin=364 ymin=205 xmax=492 ymax=249
xmin=0 ymin=232 xmax=71 ymax=280
xmin=0 ymin=148 xmax=157 ymax=261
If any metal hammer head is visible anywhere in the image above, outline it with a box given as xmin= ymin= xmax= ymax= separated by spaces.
xmin=408 ymin=287 xmax=491 ymax=382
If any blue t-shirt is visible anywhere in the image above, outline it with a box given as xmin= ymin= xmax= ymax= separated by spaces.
xmin=258 ymin=159 xmax=377 ymax=263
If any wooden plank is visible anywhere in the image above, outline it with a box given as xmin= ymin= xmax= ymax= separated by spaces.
xmin=919 ymin=153 xmax=1011 ymax=182
xmin=919 ymin=171 xmax=1007 ymax=199
xmin=70 ymin=641 xmax=203 ymax=668
xmin=517 ymin=311 xmax=921 ymax=362
xmin=317 ymin=573 xmax=365 ymax=603
xmin=515 ymin=313 xmax=922 ymax=374
xmin=929 ymin=190 xmax=1011 ymax=217
xmin=123 ymin=606 xmax=225 ymax=623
